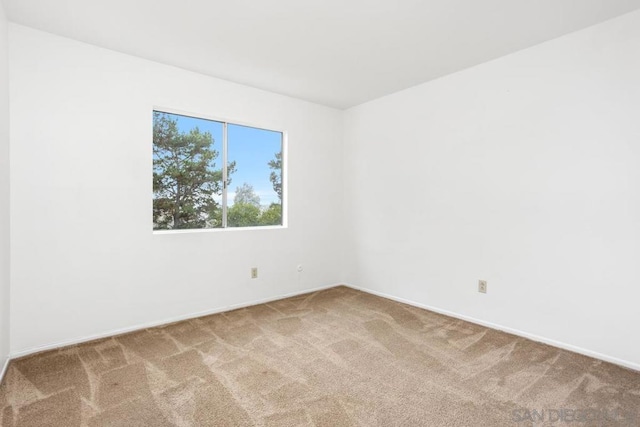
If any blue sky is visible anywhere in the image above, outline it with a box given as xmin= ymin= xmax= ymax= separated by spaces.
xmin=163 ymin=112 xmax=282 ymax=206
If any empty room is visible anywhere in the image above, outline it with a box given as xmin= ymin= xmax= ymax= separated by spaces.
xmin=0 ymin=0 xmax=639 ymax=426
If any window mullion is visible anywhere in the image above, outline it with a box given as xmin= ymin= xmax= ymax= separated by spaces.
xmin=222 ymin=122 xmax=228 ymax=228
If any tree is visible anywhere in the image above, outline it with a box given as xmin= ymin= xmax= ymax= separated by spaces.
xmin=227 ymin=186 xmax=260 ymax=227
xmin=227 ymin=203 xmax=262 ymax=227
xmin=153 ymin=112 xmax=235 ymax=229
xmin=263 ymin=151 xmax=283 ymax=226
xmin=260 ymin=203 xmax=282 ymax=226
xmin=227 ymin=183 xmax=261 ymax=227
xmin=234 ymin=183 xmax=260 ymax=207
xmin=268 ymin=152 xmax=282 ymax=202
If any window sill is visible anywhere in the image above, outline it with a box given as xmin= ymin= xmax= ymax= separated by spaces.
xmin=152 ymin=225 xmax=287 ymax=235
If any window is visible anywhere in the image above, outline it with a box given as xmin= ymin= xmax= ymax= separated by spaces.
xmin=152 ymin=110 xmax=284 ymax=231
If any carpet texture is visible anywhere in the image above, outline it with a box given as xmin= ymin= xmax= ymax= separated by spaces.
xmin=1 ymin=286 xmax=639 ymax=426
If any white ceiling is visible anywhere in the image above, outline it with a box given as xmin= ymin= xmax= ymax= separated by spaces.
xmin=3 ymin=0 xmax=640 ymax=109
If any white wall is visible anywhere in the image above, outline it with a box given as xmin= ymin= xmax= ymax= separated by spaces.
xmin=0 ymin=4 xmax=10 ymax=372
xmin=343 ymin=10 xmax=640 ymax=368
xmin=9 ymin=25 xmax=344 ymax=355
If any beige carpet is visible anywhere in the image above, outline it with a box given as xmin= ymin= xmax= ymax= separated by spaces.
xmin=1 ymin=286 xmax=639 ymax=426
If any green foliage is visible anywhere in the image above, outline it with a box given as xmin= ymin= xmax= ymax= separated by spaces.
xmin=227 ymin=203 xmax=262 ymax=227
xmin=227 ymin=183 xmax=282 ymax=227
xmin=152 ymin=112 xmax=235 ymax=229
xmin=269 ymin=152 xmax=282 ymax=202
xmin=229 ymin=183 xmax=261 ymax=227
xmin=260 ymin=203 xmax=282 ymax=226
xmin=264 ymin=151 xmax=283 ymax=226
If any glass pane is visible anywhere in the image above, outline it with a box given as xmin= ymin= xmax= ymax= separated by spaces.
xmin=227 ymin=123 xmax=283 ymax=227
xmin=152 ymin=111 xmax=224 ymax=230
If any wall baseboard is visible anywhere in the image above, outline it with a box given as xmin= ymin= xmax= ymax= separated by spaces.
xmin=0 ymin=356 xmax=9 ymax=385
xmin=9 ymin=283 xmax=341 ymax=360
xmin=343 ymin=283 xmax=640 ymax=372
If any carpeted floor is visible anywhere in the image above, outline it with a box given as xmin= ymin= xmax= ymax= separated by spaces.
xmin=0 ymin=286 xmax=639 ymax=426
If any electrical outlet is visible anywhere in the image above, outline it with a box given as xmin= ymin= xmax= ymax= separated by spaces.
xmin=478 ymin=280 xmax=487 ymax=294
xmin=251 ymin=267 xmax=258 ymax=279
